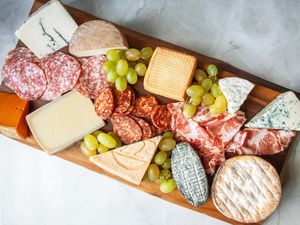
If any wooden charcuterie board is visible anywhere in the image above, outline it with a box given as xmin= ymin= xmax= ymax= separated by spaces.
xmin=1 ymin=0 xmax=299 ymax=224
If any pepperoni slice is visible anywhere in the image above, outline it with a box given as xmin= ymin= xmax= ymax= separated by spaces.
xmin=131 ymin=117 xmax=153 ymax=140
xmin=94 ymin=87 xmax=114 ymax=119
xmin=10 ymin=62 xmax=47 ymax=100
xmin=112 ymin=116 xmax=142 ymax=144
xmin=111 ymin=87 xmax=133 ymax=117
xmin=131 ymin=96 xmax=158 ymax=118
xmin=151 ymin=105 xmax=172 ymax=131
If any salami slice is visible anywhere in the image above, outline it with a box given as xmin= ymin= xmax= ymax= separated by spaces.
xmin=94 ymin=87 xmax=114 ymax=119
xmin=111 ymin=87 xmax=133 ymax=117
xmin=77 ymin=55 xmax=110 ymax=99
xmin=5 ymin=47 xmax=40 ymax=65
xmin=131 ymin=96 xmax=158 ymax=118
xmin=151 ymin=105 xmax=172 ymax=131
xmin=131 ymin=117 xmax=153 ymax=140
xmin=10 ymin=62 xmax=47 ymax=100
xmin=112 ymin=116 xmax=142 ymax=144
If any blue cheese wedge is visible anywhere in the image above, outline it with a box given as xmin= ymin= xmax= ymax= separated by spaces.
xmin=219 ymin=77 xmax=255 ymax=115
xmin=15 ymin=0 xmax=78 ymax=58
xmin=171 ymin=142 xmax=208 ymax=206
xmin=90 ymin=136 xmax=161 ymax=185
xmin=245 ymin=91 xmax=300 ymax=131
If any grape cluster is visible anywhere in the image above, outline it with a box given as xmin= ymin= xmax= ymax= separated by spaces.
xmin=103 ymin=47 xmax=153 ymax=92
xmin=146 ymin=131 xmax=177 ymax=193
xmin=184 ymin=64 xmax=227 ymax=118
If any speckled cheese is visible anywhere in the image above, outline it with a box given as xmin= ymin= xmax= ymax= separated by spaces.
xmin=171 ymin=142 xmax=208 ymax=206
xmin=219 ymin=77 xmax=254 ymax=115
xmin=245 ymin=91 xmax=300 ymax=131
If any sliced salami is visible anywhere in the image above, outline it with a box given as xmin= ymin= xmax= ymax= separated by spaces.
xmin=111 ymin=116 xmax=142 ymax=144
xmin=151 ymin=105 xmax=172 ymax=131
xmin=5 ymin=47 xmax=40 ymax=65
xmin=10 ymin=62 xmax=47 ymax=100
xmin=131 ymin=117 xmax=153 ymax=140
xmin=131 ymin=96 xmax=158 ymax=118
xmin=77 ymin=55 xmax=110 ymax=99
xmin=111 ymin=87 xmax=133 ymax=117
xmin=94 ymin=87 xmax=114 ymax=119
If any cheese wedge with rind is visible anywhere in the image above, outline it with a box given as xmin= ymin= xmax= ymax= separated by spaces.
xmin=245 ymin=91 xmax=300 ymax=131
xmin=90 ymin=136 xmax=161 ymax=185
xmin=26 ymin=90 xmax=105 ymax=154
xmin=69 ymin=20 xmax=128 ymax=57
xmin=219 ymin=77 xmax=254 ymax=115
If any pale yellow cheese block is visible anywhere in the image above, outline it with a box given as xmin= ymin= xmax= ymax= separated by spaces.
xmin=69 ymin=20 xmax=128 ymax=57
xmin=90 ymin=136 xmax=162 ymax=185
xmin=26 ymin=90 xmax=105 ymax=154
xmin=144 ymin=47 xmax=197 ymax=101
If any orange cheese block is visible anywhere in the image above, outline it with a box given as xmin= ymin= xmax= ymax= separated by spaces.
xmin=0 ymin=92 xmax=29 ymax=139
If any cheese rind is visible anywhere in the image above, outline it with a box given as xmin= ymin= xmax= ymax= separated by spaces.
xmin=26 ymin=90 xmax=105 ymax=154
xmin=245 ymin=91 xmax=300 ymax=131
xmin=90 ymin=136 xmax=161 ymax=185
xmin=15 ymin=0 xmax=78 ymax=58
xmin=219 ymin=77 xmax=254 ymax=115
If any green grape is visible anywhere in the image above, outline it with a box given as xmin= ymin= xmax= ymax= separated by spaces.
xmin=155 ymin=169 xmax=171 ymax=184
xmin=92 ymin=130 xmax=102 ymax=137
xmin=116 ymin=59 xmax=128 ymax=76
xmin=209 ymin=104 xmax=226 ymax=115
xmin=183 ymin=104 xmax=197 ymax=118
xmin=81 ymin=142 xmax=97 ymax=157
xmin=97 ymin=132 xmax=117 ymax=149
xmin=201 ymin=78 xmax=213 ymax=92
xmin=189 ymin=97 xmax=201 ymax=106
xmin=154 ymin=151 xmax=168 ymax=165
xmin=125 ymin=48 xmax=141 ymax=61
xmin=83 ymin=134 xmax=99 ymax=150
xmin=115 ymin=76 xmax=127 ymax=92
xmin=106 ymin=70 xmax=118 ymax=83
xmin=160 ymin=178 xmax=177 ymax=193
xmin=128 ymin=61 xmax=137 ymax=68
xmin=107 ymin=131 xmax=122 ymax=148
xmin=161 ymin=158 xmax=171 ymax=170
xmin=135 ymin=63 xmax=147 ymax=76
xmin=207 ymin=64 xmax=218 ymax=77
xmin=186 ymin=85 xmax=205 ymax=98
xmin=140 ymin=47 xmax=153 ymax=59
xmin=214 ymin=95 xmax=227 ymax=109
xmin=138 ymin=58 xmax=150 ymax=66
xmin=118 ymin=50 xmax=126 ymax=59
xmin=194 ymin=69 xmax=207 ymax=83
xmin=97 ymin=143 xmax=109 ymax=154
xmin=159 ymin=138 xmax=176 ymax=151
xmin=106 ymin=49 xmax=120 ymax=62
xmin=126 ymin=68 xmax=138 ymax=84
xmin=102 ymin=61 xmax=116 ymax=73
xmin=147 ymin=163 xmax=160 ymax=181
xmin=211 ymin=83 xmax=222 ymax=97
xmin=162 ymin=131 xmax=174 ymax=139
xmin=202 ymin=92 xmax=215 ymax=106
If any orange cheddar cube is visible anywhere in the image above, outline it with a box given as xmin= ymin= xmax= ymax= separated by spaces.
xmin=0 ymin=92 xmax=29 ymax=139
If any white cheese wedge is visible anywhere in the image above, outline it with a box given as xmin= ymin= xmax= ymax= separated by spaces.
xmin=15 ymin=0 xmax=78 ymax=58
xmin=219 ymin=77 xmax=255 ymax=115
xmin=69 ymin=20 xmax=128 ymax=57
xmin=90 ymin=136 xmax=161 ymax=185
xmin=245 ymin=91 xmax=300 ymax=131
xmin=26 ymin=90 xmax=105 ymax=154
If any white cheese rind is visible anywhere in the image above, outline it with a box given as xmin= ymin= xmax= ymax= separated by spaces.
xmin=245 ymin=91 xmax=300 ymax=131
xmin=219 ymin=77 xmax=254 ymax=115
xmin=26 ymin=90 xmax=105 ymax=154
xmin=15 ymin=0 xmax=78 ymax=58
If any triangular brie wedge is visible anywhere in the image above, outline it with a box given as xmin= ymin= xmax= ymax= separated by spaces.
xmin=90 ymin=136 xmax=161 ymax=185
xmin=245 ymin=91 xmax=300 ymax=131
xmin=219 ymin=77 xmax=255 ymax=115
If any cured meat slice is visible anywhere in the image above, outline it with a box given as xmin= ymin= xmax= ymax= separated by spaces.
xmin=76 ymin=55 xmax=109 ymax=99
xmin=123 ymin=89 xmax=136 ymax=115
xmin=5 ymin=47 xmax=40 ymax=65
xmin=94 ymin=87 xmax=114 ymax=119
xmin=39 ymin=52 xmax=81 ymax=101
xmin=10 ymin=62 xmax=47 ymax=100
xmin=111 ymin=87 xmax=133 ymax=117
xmin=226 ymin=128 xmax=296 ymax=155
xmin=151 ymin=105 xmax=172 ymax=131
xmin=131 ymin=96 xmax=158 ymax=118
xmin=131 ymin=117 xmax=153 ymax=140
xmin=112 ymin=116 xmax=142 ymax=144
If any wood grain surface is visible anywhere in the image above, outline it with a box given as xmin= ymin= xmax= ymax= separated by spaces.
xmin=1 ymin=0 xmax=299 ymax=224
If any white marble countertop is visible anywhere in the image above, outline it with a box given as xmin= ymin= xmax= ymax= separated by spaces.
xmin=0 ymin=0 xmax=300 ymax=225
